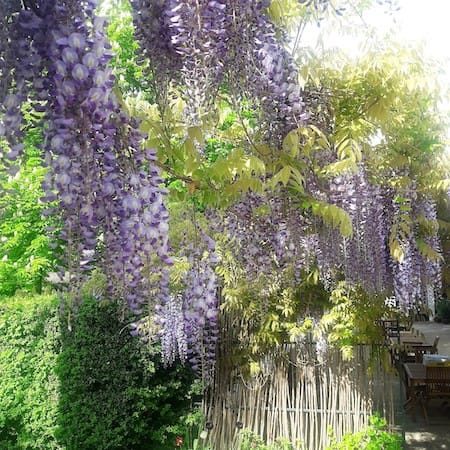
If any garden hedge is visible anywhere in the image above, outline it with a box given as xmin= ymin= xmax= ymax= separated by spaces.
xmin=0 ymin=294 xmax=197 ymax=450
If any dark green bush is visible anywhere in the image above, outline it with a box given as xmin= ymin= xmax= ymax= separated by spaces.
xmin=56 ymin=298 xmax=198 ymax=450
xmin=0 ymin=294 xmax=198 ymax=450
xmin=436 ymin=298 xmax=450 ymax=324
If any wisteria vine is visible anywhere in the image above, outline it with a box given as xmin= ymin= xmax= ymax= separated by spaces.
xmin=155 ymin=232 xmax=220 ymax=382
xmin=0 ymin=0 xmax=444 ymax=383
xmin=130 ymin=0 xmax=307 ymax=142
xmin=217 ymin=192 xmax=316 ymax=281
xmin=0 ymin=1 xmax=170 ymax=316
xmin=216 ymin=164 xmax=442 ymax=313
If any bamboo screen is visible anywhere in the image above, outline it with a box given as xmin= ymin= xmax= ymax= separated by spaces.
xmin=203 ymin=343 xmax=395 ymax=450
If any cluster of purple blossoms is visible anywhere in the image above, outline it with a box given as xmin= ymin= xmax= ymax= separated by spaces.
xmin=1 ymin=1 xmax=170 ymax=317
xmin=415 ymin=199 xmax=442 ymax=292
xmin=217 ymin=192 xmax=315 ymax=281
xmin=154 ymin=233 xmax=219 ymax=382
xmin=390 ymin=197 xmax=442 ymax=310
xmin=216 ymin=161 xmax=442 ymax=314
xmin=183 ymin=242 xmax=219 ymax=382
xmin=130 ymin=0 xmax=308 ymax=142
xmin=0 ymin=2 xmax=42 ymax=170
xmin=323 ymin=169 xmax=393 ymax=293
xmin=0 ymin=1 xmax=22 ymax=96
xmin=156 ymin=292 xmax=188 ymax=366
xmin=164 ymin=0 xmax=227 ymax=122
xmin=319 ymin=169 xmax=442 ymax=310
xmin=231 ymin=0 xmax=308 ymax=142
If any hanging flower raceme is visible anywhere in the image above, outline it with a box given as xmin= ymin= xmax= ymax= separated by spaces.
xmin=130 ymin=0 xmax=307 ymax=142
xmin=1 ymin=0 xmax=171 ymax=316
xmin=157 ymin=292 xmax=188 ymax=366
xmin=0 ymin=2 xmax=43 ymax=170
xmin=323 ymin=169 xmax=393 ymax=293
xmin=415 ymin=199 xmax=442 ymax=296
xmin=0 ymin=0 xmax=23 ymax=98
xmin=155 ymin=232 xmax=220 ymax=383
xmin=390 ymin=197 xmax=442 ymax=310
xmin=230 ymin=0 xmax=307 ymax=142
xmin=317 ymin=167 xmax=442 ymax=310
xmin=217 ymin=192 xmax=316 ymax=281
xmin=184 ymin=234 xmax=219 ymax=381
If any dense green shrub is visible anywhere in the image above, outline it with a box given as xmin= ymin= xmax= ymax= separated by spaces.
xmin=327 ymin=415 xmax=403 ymax=450
xmin=0 ymin=295 xmax=61 ymax=450
xmin=0 ymin=127 xmax=59 ymax=297
xmin=56 ymin=298 xmax=198 ymax=450
xmin=0 ymin=294 xmax=198 ymax=450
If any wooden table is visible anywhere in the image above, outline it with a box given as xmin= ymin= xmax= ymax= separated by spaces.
xmin=389 ymin=335 xmax=426 ymax=355
xmin=403 ymin=344 xmax=435 ymax=363
xmin=403 ymin=363 xmax=427 ymax=420
xmin=399 ymin=335 xmax=426 ymax=345
xmin=403 ymin=363 xmax=450 ymax=422
xmin=404 ymin=363 xmax=426 ymax=383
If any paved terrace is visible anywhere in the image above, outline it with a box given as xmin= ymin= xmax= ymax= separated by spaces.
xmin=392 ymin=321 xmax=450 ymax=449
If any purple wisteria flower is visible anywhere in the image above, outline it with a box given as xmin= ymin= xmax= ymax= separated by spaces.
xmin=0 ymin=1 xmax=171 ymax=320
xmin=154 ymin=232 xmax=220 ymax=383
xmin=130 ymin=0 xmax=308 ymax=141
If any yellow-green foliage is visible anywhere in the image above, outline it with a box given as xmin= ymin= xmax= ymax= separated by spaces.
xmin=320 ymin=282 xmax=387 ymax=359
xmin=217 ymin=243 xmax=328 ymax=367
xmin=304 ymin=46 xmax=449 ymax=264
xmin=327 ymin=415 xmax=403 ymax=450
xmin=0 ymin=126 xmax=58 ymax=296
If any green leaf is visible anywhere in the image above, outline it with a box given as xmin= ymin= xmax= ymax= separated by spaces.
xmin=416 ymin=239 xmax=443 ymax=262
xmin=271 ymin=166 xmax=292 ymax=187
xmin=282 ymin=129 xmax=300 ymax=157
xmin=309 ymin=200 xmax=353 ymax=237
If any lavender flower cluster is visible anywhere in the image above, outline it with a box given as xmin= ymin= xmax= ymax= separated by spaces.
xmin=216 ymin=164 xmax=442 ymax=313
xmin=231 ymin=0 xmax=308 ymax=142
xmin=321 ymin=169 xmax=442 ymax=309
xmin=391 ymin=198 xmax=442 ymax=310
xmin=220 ymin=192 xmax=315 ymax=280
xmin=1 ymin=1 xmax=170 ymax=316
xmin=0 ymin=2 xmax=40 ymax=170
xmin=157 ymin=292 xmax=188 ymax=366
xmin=324 ymin=170 xmax=393 ymax=293
xmin=0 ymin=2 xmax=18 ymax=104
xmin=155 ymin=233 xmax=220 ymax=383
xmin=130 ymin=0 xmax=307 ymax=141
xmin=165 ymin=0 xmax=227 ymax=121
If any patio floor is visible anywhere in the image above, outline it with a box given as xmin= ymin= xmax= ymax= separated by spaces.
xmin=392 ymin=321 xmax=450 ymax=449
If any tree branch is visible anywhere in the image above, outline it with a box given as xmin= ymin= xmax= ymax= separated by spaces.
xmin=153 ymin=160 xmax=193 ymax=184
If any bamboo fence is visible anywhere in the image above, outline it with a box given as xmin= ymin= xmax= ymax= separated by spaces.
xmin=203 ymin=342 xmax=395 ymax=450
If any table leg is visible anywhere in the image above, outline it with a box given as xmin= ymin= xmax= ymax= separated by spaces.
xmin=404 ymin=381 xmax=418 ymax=421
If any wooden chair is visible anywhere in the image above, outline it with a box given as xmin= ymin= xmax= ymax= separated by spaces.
xmin=432 ymin=336 xmax=440 ymax=354
xmin=382 ymin=319 xmax=400 ymax=343
xmin=401 ymin=345 xmax=434 ymax=363
xmin=421 ymin=366 xmax=450 ymax=423
xmin=412 ymin=345 xmax=435 ymax=363
xmin=412 ymin=328 xmax=424 ymax=338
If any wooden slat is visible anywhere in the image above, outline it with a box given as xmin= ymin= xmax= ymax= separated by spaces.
xmin=205 ymin=343 xmax=394 ymax=450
